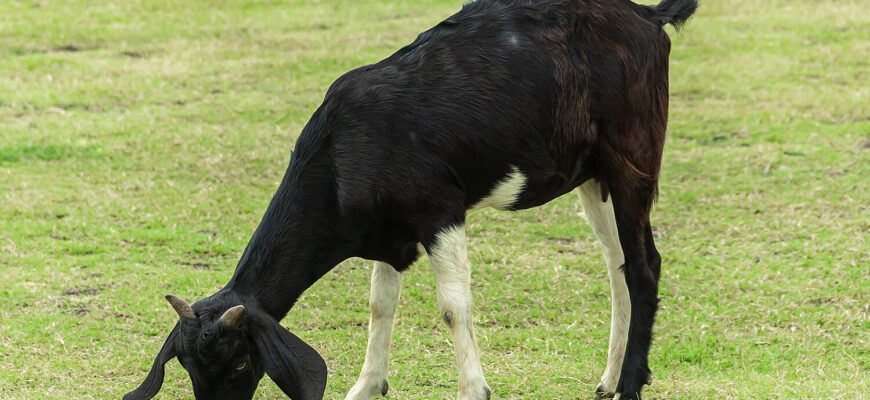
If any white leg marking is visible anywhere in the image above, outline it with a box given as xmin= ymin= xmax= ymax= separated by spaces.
xmin=578 ymin=181 xmax=630 ymax=396
xmin=428 ymin=225 xmax=491 ymax=400
xmin=346 ymin=261 xmax=402 ymax=400
xmin=470 ymin=165 xmax=527 ymax=211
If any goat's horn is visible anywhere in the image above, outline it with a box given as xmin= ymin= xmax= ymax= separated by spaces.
xmin=165 ymin=294 xmax=196 ymax=319
xmin=218 ymin=305 xmax=245 ymax=328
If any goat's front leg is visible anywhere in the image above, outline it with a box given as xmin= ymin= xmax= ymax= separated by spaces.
xmin=346 ymin=261 xmax=402 ymax=400
xmin=427 ymin=224 xmax=491 ymax=400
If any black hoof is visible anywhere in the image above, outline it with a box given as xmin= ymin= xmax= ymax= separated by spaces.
xmin=380 ymin=379 xmax=389 ymax=396
xmin=484 ymin=386 xmax=492 ymax=400
xmin=617 ymin=391 xmax=641 ymax=400
xmin=594 ymin=385 xmax=614 ymax=400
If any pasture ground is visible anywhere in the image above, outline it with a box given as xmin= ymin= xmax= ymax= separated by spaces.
xmin=0 ymin=0 xmax=867 ymax=398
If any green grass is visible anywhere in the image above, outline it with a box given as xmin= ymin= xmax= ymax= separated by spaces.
xmin=1 ymin=0 xmax=867 ymax=398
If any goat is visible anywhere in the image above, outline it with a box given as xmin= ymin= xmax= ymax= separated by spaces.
xmin=124 ymin=0 xmax=697 ymax=399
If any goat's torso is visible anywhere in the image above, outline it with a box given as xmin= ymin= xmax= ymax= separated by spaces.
xmin=288 ymin=0 xmax=670 ymax=268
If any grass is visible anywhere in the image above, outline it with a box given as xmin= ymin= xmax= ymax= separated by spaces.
xmin=0 ymin=0 xmax=867 ymax=398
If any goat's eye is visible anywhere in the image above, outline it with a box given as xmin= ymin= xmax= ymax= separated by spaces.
xmin=235 ymin=361 xmax=247 ymax=371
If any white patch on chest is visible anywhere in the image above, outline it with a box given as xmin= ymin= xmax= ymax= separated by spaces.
xmin=470 ymin=166 xmax=527 ymax=211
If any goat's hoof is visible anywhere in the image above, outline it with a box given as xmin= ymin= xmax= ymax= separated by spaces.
xmin=614 ymin=392 xmax=641 ymax=400
xmin=345 ymin=378 xmax=389 ymax=400
xmin=458 ymin=383 xmax=492 ymax=400
xmin=594 ymin=384 xmax=615 ymax=399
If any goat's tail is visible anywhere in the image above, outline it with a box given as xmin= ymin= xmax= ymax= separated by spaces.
xmin=636 ymin=0 xmax=698 ymax=30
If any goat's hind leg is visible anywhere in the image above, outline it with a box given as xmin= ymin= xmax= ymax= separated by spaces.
xmin=346 ymin=261 xmax=403 ymax=400
xmin=610 ymin=179 xmax=660 ymax=400
xmin=577 ymin=181 xmax=630 ymax=399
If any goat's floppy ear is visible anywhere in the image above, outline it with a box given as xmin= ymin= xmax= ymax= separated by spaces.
xmin=251 ymin=316 xmax=327 ymax=400
xmin=123 ymin=324 xmax=180 ymax=400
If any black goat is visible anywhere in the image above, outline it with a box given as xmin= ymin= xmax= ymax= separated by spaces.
xmin=124 ymin=0 xmax=697 ymax=399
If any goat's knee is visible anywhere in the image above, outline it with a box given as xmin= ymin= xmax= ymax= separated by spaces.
xmin=646 ymin=246 xmax=661 ymax=284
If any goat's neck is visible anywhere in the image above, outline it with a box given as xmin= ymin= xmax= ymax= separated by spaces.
xmin=223 ymin=159 xmax=350 ymax=320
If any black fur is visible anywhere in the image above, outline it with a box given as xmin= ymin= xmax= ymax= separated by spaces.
xmin=124 ymin=0 xmax=695 ymax=399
